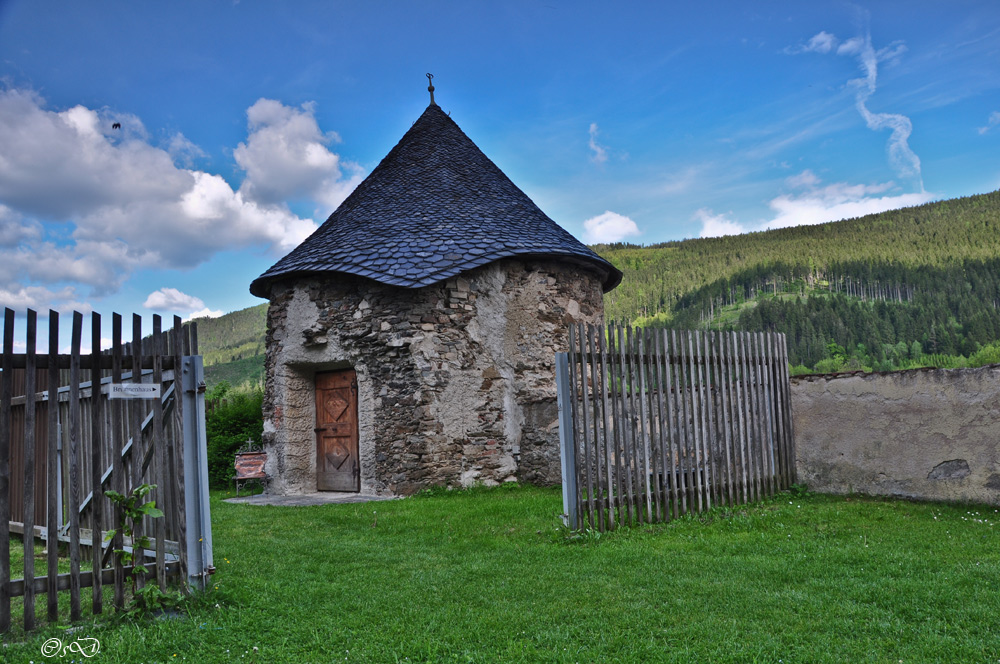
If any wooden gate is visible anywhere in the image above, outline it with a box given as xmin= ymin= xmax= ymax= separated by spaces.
xmin=315 ymin=369 xmax=359 ymax=492
xmin=556 ymin=324 xmax=795 ymax=532
xmin=0 ymin=308 xmax=213 ymax=633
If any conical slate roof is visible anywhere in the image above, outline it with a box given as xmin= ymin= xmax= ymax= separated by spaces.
xmin=249 ymin=103 xmax=622 ymax=298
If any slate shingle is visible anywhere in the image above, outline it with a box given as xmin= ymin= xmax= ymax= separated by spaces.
xmin=249 ymin=103 xmax=622 ymax=298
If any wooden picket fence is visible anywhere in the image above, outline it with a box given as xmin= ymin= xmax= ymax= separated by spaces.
xmin=556 ymin=324 xmax=795 ymax=531
xmin=0 ymin=309 xmax=213 ymax=634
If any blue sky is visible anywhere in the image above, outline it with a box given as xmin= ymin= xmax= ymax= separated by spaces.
xmin=0 ymin=0 xmax=998 ymax=347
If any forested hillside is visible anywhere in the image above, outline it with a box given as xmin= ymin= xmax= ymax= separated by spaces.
xmin=598 ymin=190 xmax=1000 ymax=322
xmin=597 ymin=190 xmax=1000 ymax=373
xmin=193 ymin=303 xmax=267 ymax=387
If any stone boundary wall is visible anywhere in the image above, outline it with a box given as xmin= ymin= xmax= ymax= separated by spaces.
xmin=791 ymin=365 xmax=1000 ymax=505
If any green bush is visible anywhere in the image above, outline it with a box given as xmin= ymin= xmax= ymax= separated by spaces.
xmin=205 ymin=381 xmax=264 ymax=490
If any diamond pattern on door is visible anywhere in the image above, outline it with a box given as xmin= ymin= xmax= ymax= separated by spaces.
xmin=325 ymin=396 xmax=348 ymax=422
xmin=325 ymin=439 xmax=349 ymax=469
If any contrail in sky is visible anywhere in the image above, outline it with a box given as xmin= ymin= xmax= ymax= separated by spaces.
xmin=839 ymin=32 xmax=924 ymax=192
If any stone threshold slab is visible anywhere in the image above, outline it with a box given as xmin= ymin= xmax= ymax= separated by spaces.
xmin=224 ymin=492 xmax=401 ymax=506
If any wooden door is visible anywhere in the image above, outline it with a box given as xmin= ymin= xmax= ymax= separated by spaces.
xmin=315 ymin=369 xmax=360 ymax=492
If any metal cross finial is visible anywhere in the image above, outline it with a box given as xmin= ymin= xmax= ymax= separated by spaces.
xmin=426 ymin=73 xmax=436 ymax=106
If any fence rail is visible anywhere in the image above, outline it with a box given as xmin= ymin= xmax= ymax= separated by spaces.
xmin=557 ymin=324 xmax=795 ymax=531
xmin=0 ymin=308 xmax=212 ymax=634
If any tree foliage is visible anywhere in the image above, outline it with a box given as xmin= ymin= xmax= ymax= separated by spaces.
xmin=205 ymin=381 xmax=264 ymax=490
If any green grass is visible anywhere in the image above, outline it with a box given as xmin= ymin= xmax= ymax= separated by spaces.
xmin=3 ymin=486 xmax=1000 ymax=662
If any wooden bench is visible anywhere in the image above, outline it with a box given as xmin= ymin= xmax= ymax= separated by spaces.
xmin=233 ymin=440 xmax=269 ymax=497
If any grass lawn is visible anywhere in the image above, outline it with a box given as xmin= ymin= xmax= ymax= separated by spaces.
xmin=2 ymin=485 xmax=999 ymax=663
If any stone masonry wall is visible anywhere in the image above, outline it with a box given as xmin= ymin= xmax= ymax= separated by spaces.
xmin=791 ymin=365 xmax=1000 ymax=505
xmin=261 ymin=258 xmax=605 ymax=496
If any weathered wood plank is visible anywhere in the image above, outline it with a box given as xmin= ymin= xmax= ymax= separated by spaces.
xmin=586 ymin=325 xmax=605 ymax=530
xmin=617 ymin=322 xmax=635 ymax=525
xmin=735 ymin=330 xmax=752 ymax=504
xmin=152 ymin=317 xmax=167 ymax=590
xmin=747 ymin=332 xmax=764 ymax=501
xmin=712 ymin=332 xmax=733 ymax=507
xmin=90 ymin=313 xmax=103 ymax=615
xmin=624 ymin=325 xmax=642 ymax=524
xmin=673 ymin=330 xmax=690 ymax=515
xmin=702 ymin=330 xmax=717 ymax=508
xmin=663 ymin=331 xmax=680 ymax=519
xmin=651 ymin=329 xmax=668 ymax=521
xmin=111 ymin=315 xmax=125 ymax=608
xmin=758 ymin=333 xmax=775 ymax=497
xmin=130 ymin=315 xmax=145 ymax=592
xmin=22 ymin=310 xmax=37 ymax=630
xmin=686 ymin=330 xmax=704 ymax=512
xmin=171 ymin=316 xmax=189 ymax=590
xmin=634 ymin=329 xmax=652 ymax=523
xmin=68 ymin=312 xmax=83 ymax=621
xmin=8 ymin=561 xmax=181 ymax=598
xmin=779 ymin=333 xmax=797 ymax=486
xmin=768 ymin=332 xmax=785 ymax=488
xmin=606 ymin=324 xmax=624 ymax=526
xmin=190 ymin=321 xmax=199 ymax=356
xmin=727 ymin=332 xmax=741 ymax=504
xmin=762 ymin=332 xmax=777 ymax=496
xmin=46 ymin=311 xmax=60 ymax=621
xmin=4 ymin=354 xmax=177 ymax=370
xmin=0 ymin=309 xmax=14 ymax=633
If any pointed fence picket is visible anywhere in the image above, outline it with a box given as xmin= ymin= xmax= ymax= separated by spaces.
xmin=0 ymin=309 xmax=213 ymax=633
xmin=557 ymin=324 xmax=795 ymax=531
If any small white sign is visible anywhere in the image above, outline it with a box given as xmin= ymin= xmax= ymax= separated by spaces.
xmin=108 ymin=383 xmax=161 ymax=400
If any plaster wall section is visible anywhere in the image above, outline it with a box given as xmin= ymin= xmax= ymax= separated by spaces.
xmin=791 ymin=366 xmax=1000 ymax=505
xmin=260 ymin=258 xmax=605 ymax=496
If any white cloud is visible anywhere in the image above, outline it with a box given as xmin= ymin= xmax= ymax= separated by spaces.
xmin=697 ymin=209 xmax=746 ymax=238
xmin=836 ymin=37 xmax=864 ymax=56
xmin=764 ymin=184 xmax=932 ymax=231
xmin=696 ymin=173 xmax=934 ymax=238
xmin=165 ymin=132 xmax=207 ymax=167
xmin=786 ymin=31 xmax=838 ymax=54
xmin=144 ymin=287 xmax=223 ymax=320
xmin=978 ymin=111 xmax=1000 ymax=135
xmin=0 ymin=204 xmax=41 ymax=247
xmin=785 ymin=169 xmax=821 ymax=189
xmin=587 ymin=123 xmax=608 ymax=164
xmin=234 ymin=98 xmax=364 ymax=212
xmin=582 ymin=211 xmax=640 ymax=243
xmin=0 ymin=89 xmax=356 ymax=312
xmin=144 ymin=287 xmax=206 ymax=311
xmin=185 ymin=308 xmax=224 ymax=321
xmin=0 ymin=285 xmax=91 ymax=313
